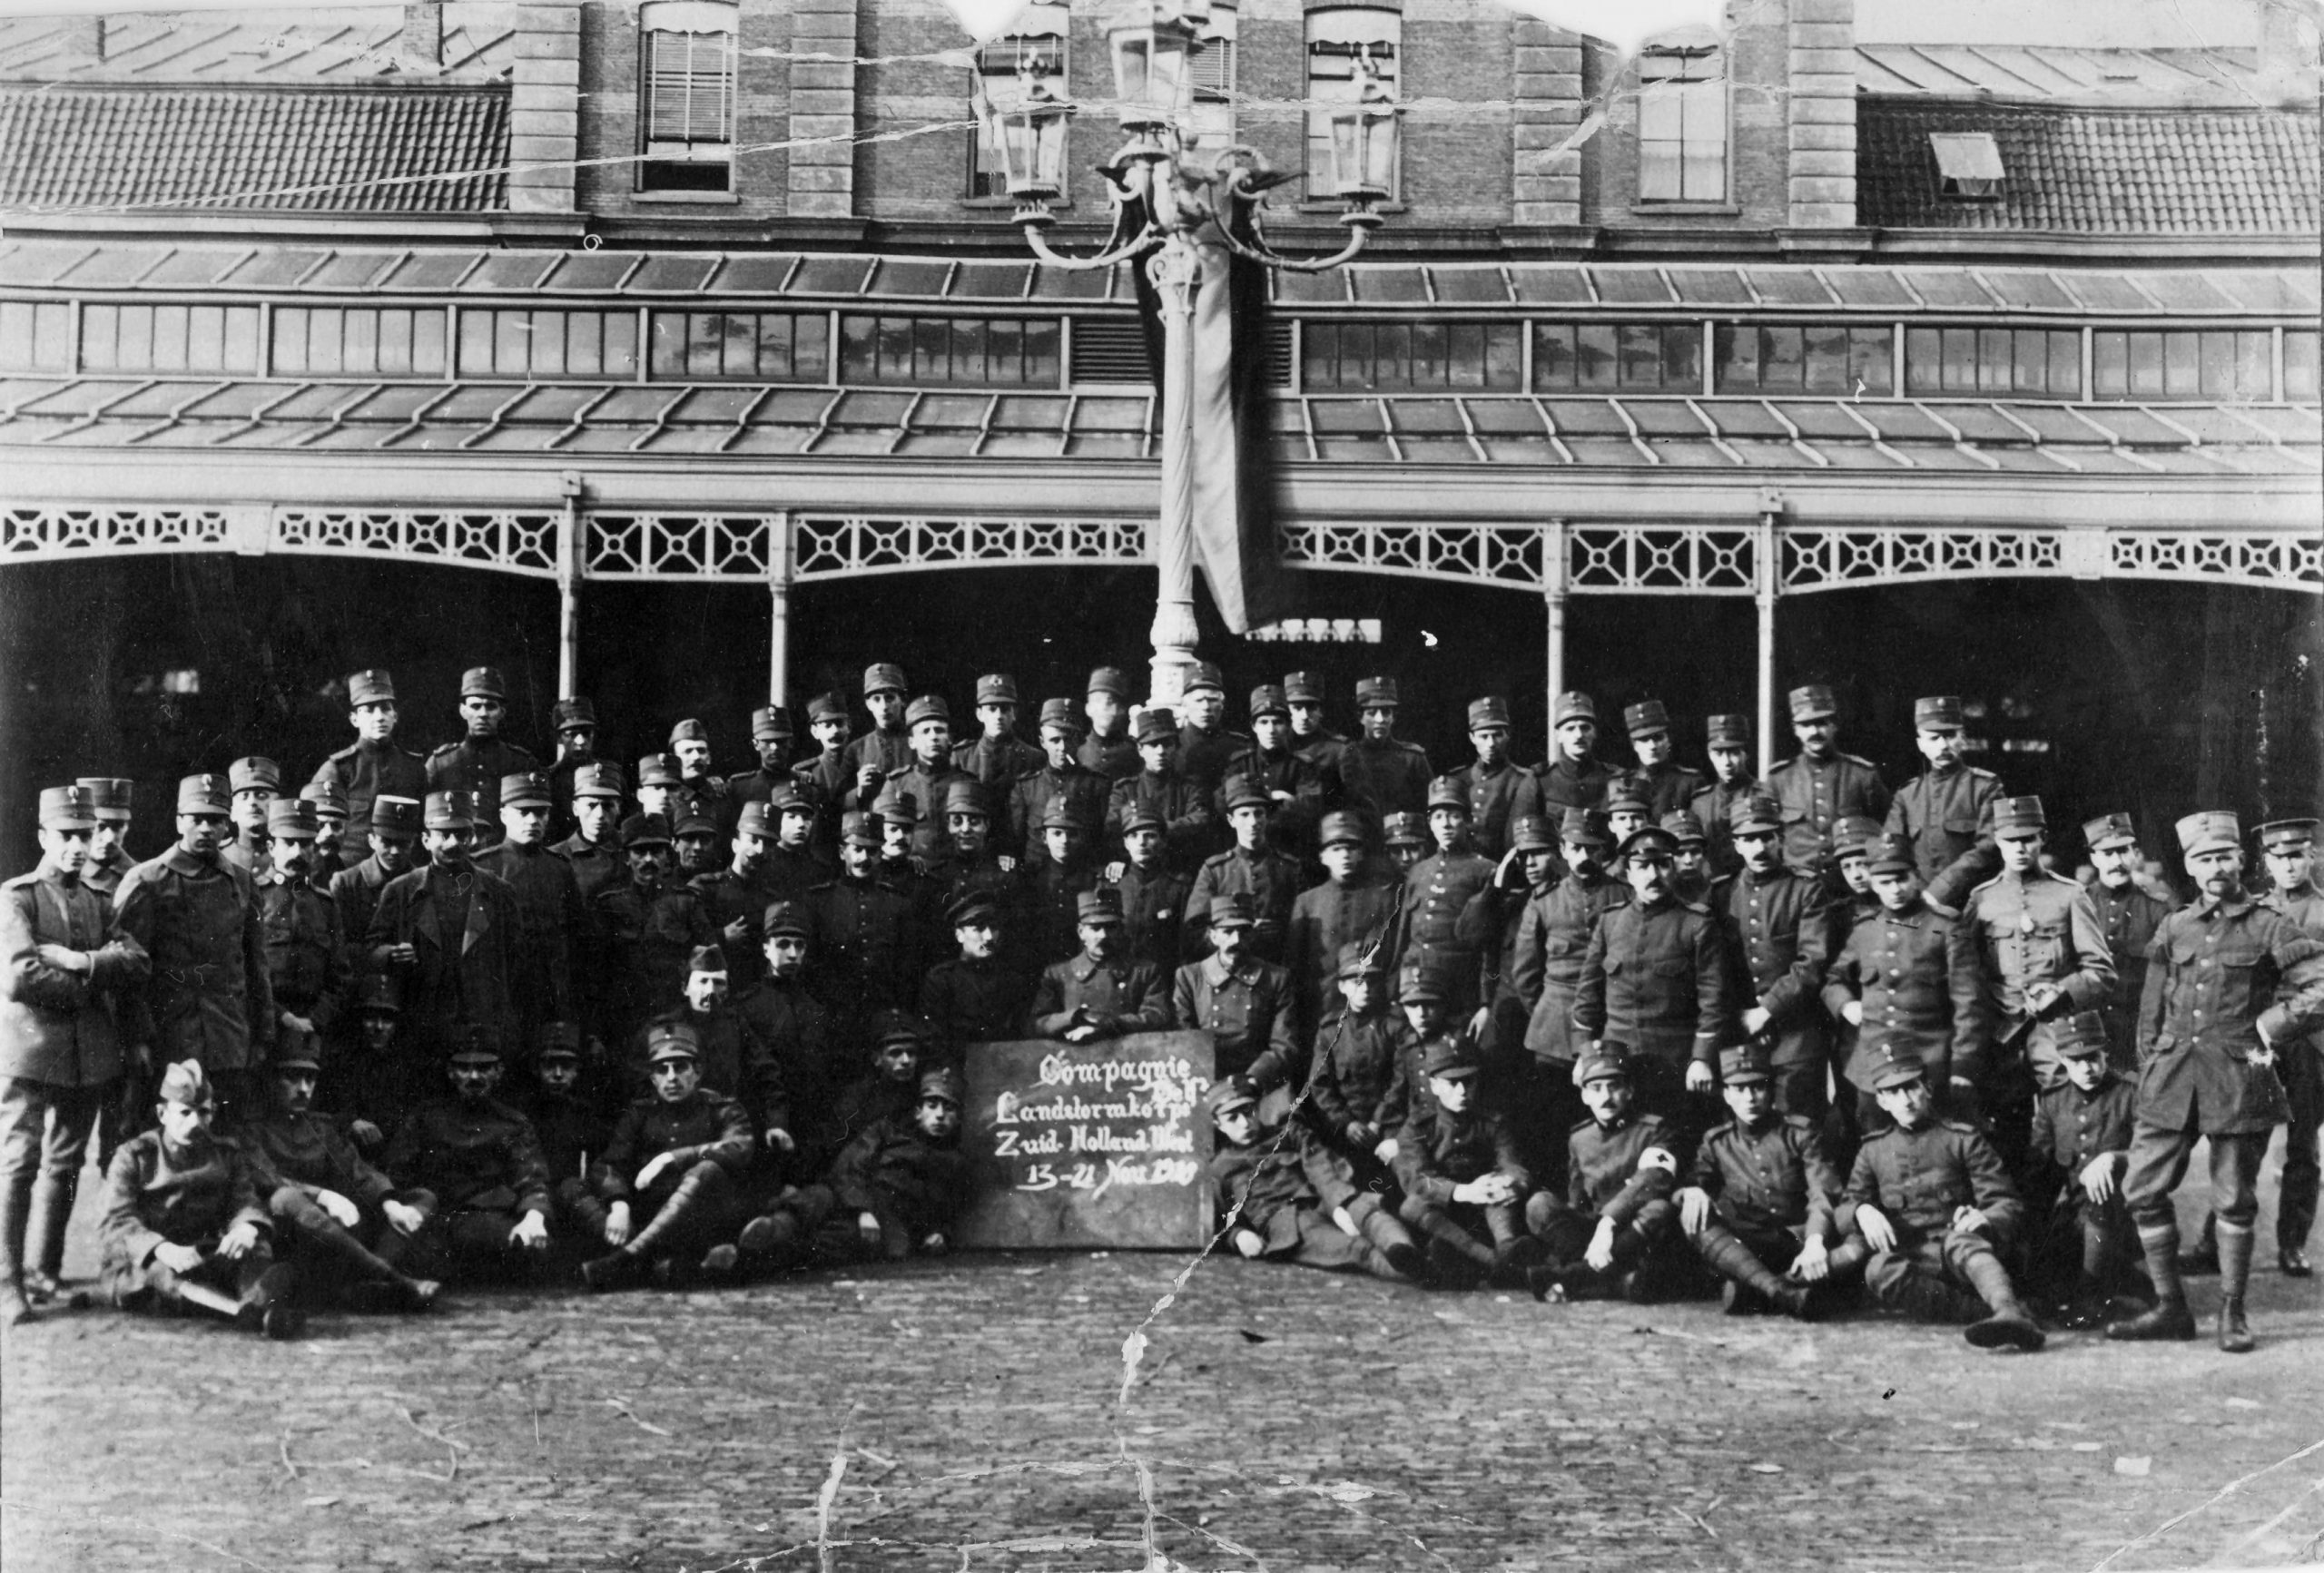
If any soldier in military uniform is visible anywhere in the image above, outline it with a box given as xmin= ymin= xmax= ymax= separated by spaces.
xmin=1306 ymin=941 xmax=1416 ymax=1184
xmin=842 ymin=663 xmax=914 ymax=790
xmin=1029 ymin=890 xmax=1170 ymax=1041
xmin=1444 ymin=697 xmax=1543 ymax=864
xmin=1011 ymin=700 xmax=1110 ymax=864
xmin=1822 ymin=835 xmax=1984 ymax=1149
xmin=380 ymin=1028 xmax=553 ymax=1283
xmin=1457 ymin=812 xmax=1561 ymax=1065
xmin=760 ymin=787 xmax=828 ymax=905
xmin=551 ymin=762 xmax=626 ymax=905
xmin=741 ymin=1067 xmax=973 ymax=1270
xmin=1174 ymin=662 xmax=1248 ymax=801
xmin=544 ymin=696 xmax=601 ymax=843
xmin=724 ymin=705 xmax=800 ymax=838
xmin=1535 ymin=692 xmax=1614 ymax=816
xmin=1764 ymin=684 xmax=1890 ymax=881
xmin=2255 ymin=816 xmax=2323 ymax=1276
xmin=1690 ymin=714 xmax=1758 ymax=880
xmin=113 ymin=773 xmax=277 ymax=1128
xmin=1506 ymin=809 xmax=1629 ymax=1173
xmin=74 ymin=776 xmax=138 ymax=904
xmin=1665 ymin=811 xmax=1713 ymax=905
xmin=690 ymin=801 xmax=779 ymax=988
xmin=1959 ymin=796 xmax=2115 ymax=1173
xmin=1571 ymin=821 xmax=1729 ymax=1138
xmin=673 ymin=807 xmax=722 ymax=884
xmin=634 ymin=753 xmax=682 ymax=823
xmin=222 ymin=756 xmax=280 ymax=877
xmin=1602 ymin=773 xmax=1654 ymax=857
xmin=98 ymin=1059 xmax=301 ymax=1338
xmin=1523 ymin=1041 xmax=1684 ymax=1303
xmin=1676 ymin=1043 xmax=1846 ymax=1319
xmin=1109 ymin=808 xmax=1193 ymax=977
xmin=1382 ymin=777 xmax=1497 ymax=1022
xmin=1284 ymin=670 xmax=1349 ymax=793
xmin=477 ymin=771 xmax=584 ymax=1049
xmin=1827 ymin=1043 xmax=2043 ymax=1351
xmin=637 ymin=951 xmax=792 ymax=1160
xmin=589 ymin=812 xmax=717 ymax=1049
xmin=1106 ymin=710 xmax=1215 ymax=875
xmin=518 ymin=1023 xmax=615 ymax=1245
xmin=1381 ymin=811 xmax=1428 ymax=883
xmin=1206 ymin=1078 xmax=1422 ymax=1282
xmin=1 ymin=785 xmax=146 ymax=1322
xmin=426 ymin=666 xmax=538 ymax=850
xmin=1394 ymin=1035 xmax=1537 ymax=1287
xmin=925 ymin=782 xmax=1024 ymax=938
xmin=798 ymin=692 xmax=857 ymax=861
xmin=2083 ymin=811 xmax=2173 ymax=1072
xmin=254 ymin=800 xmax=351 ymax=1086
xmin=1715 ymin=792 xmax=1840 ymax=1125
xmin=666 ymin=718 xmax=729 ymax=831
xmin=246 ymin=1043 xmax=438 ymax=1312
xmin=367 ymin=791 xmax=529 ymax=1068
xmin=1187 ymin=779 xmax=1305 ymax=966
xmin=734 ymin=902 xmax=842 ymax=1155
xmin=1338 ymin=676 xmax=1432 ymax=823
xmin=300 ymin=779 xmax=350 ymax=886
xmin=579 ymin=1025 xmax=756 ymax=1290
xmin=1623 ymin=700 xmax=1708 ymax=822
xmin=921 ymin=894 xmax=1031 ymax=1051
xmin=869 ymin=697 xmax=970 ymax=860
xmin=310 ymin=668 xmax=429 ymax=868
xmin=809 ymin=812 xmax=922 ymax=1032
xmin=1830 ymin=815 xmax=1886 ymax=930
xmin=1883 ymin=695 xmax=2005 ymax=911
xmin=1285 ymin=811 xmax=1395 ymax=1047
xmin=1020 ymin=803 xmax=1101 ymax=969
xmin=953 ymin=673 xmax=1044 ymax=788
xmin=2023 ymin=1010 xmax=2142 ymax=1326
xmin=1175 ymin=894 xmax=1302 ymax=1094
xmin=1077 ymin=667 xmax=1140 ymax=783
xmin=1223 ymin=685 xmax=1328 ymax=866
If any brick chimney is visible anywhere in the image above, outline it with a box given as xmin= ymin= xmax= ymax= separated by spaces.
xmin=509 ymin=3 xmax=580 ymax=213
xmin=402 ymin=2 xmax=443 ymax=68
xmin=1787 ymin=0 xmax=1856 ymax=229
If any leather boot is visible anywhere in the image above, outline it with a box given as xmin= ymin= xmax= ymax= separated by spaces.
xmin=25 ymin=1168 xmax=77 ymax=1299
xmin=2215 ymin=1223 xmax=2257 ymax=1354
xmin=302 ymin=1212 xmax=440 ymax=1312
xmin=737 ymin=1208 xmax=801 ymax=1263
xmin=2108 ymin=1223 xmax=2198 ymax=1341
xmin=1697 ymin=1224 xmax=1804 ymax=1318
xmin=2177 ymin=1212 xmax=2220 ymax=1275
xmin=586 ymin=1167 xmax=714 ymax=1290
xmin=1958 ymin=1249 xmax=2046 ymax=1352
xmin=1356 ymin=1206 xmax=1428 ymax=1282
xmin=1889 ymin=1265 xmax=1983 ymax=1325
xmin=0 ymin=1157 xmax=33 ymax=1315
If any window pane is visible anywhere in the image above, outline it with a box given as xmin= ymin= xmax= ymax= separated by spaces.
xmin=379 ymin=310 xmax=412 ymax=375
xmin=1903 ymin=327 xmax=1938 ymax=393
xmin=1339 ymin=322 xmax=1373 ymax=389
xmin=688 ymin=313 xmax=723 ymax=378
xmin=1974 ymin=328 xmax=2009 ymax=393
xmin=1485 ymin=324 xmax=1522 ymax=389
xmin=878 ymin=316 xmax=912 ymax=380
xmin=1412 ymin=321 xmax=1447 ymax=388
xmin=1942 ymin=328 xmax=1975 ymax=392
xmin=1758 ymin=326 xmax=1804 ymax=392
xmin=1639 ymin=145 xmax=1679 ymax=202
xmin=1576 ymin=324 xmax=1616 ymax=389
xmin=2162 ymin=331 xmax=2198 ymax=398
xmin=2286 ymin=332 xmax=2319 ymax=400
xmin=566 ymin=312 xmax=601 ymax=377
xmin=994 ymin=317 xmax=1027 ymax=383
xmin=758 ymin=313 xmax=793 ymax=379
xmin=1850 ymin=328 xmax=1891 ymax=396
xmin=2127 ymin=332 xmax=2163 ymax=397
xmin=1802 ymin=325 xmax=1847 ymax=393
xmin=496 ymin=310 xmax=529 ymax=377
xmin=2093 ymin=330 xmax=2127 ymax=398
xmin=1533 ymin=323 xmax=1575 ymax=389
xmin=2234 ymin=331 xmax=2270 ymax=400
xmin=344 ymin=306 xmax=378 ymax=373
xmin=307 ymin=309 xmax=342 ymax=375
xmin=1617 ymin=324 xmax=1659 ymax=388
xmin=604 ymin=310 xmax=636 ymax=378
xmin=188 ymin=306 xmax=223 ymax=372
xmin=2009 ymin=329 xmax=2045 ymax=395
xmin=2046 ymin=330 xmax=2080 ymax=399
xmin=1023 ymin=318 xmax=1059 ymax=384
xmin=795 ymin=315 xmax=829 ymax=380
xmin=651 ymin=312 xmax=687 ymax=378
xmin=841 ymin=315 xmax=876 ymax=382
xmin=32 ymin=302 xmax=70 ymax=370
xmin=950 ymin=316 xmax=986 ymax=382
xmin=119 ymin=306 xmax=154 ymax=370
xmin=722 ymin=313 xmax=756 ymax=379
xmin=224 ymin=306 xmax=260 ymax=374
xmin=266 ymin=307 xmax=299 ymax=374
xmin=2198 ymin=331 xmax=2235 ymax=398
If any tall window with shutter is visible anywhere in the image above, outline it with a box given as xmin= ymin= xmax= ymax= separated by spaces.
xmin=969 ymin=0 xmax=1069 ymax=198
xmin=1637 ymin=45 xmax=1726 ymax=202
xmin=1305 ymin=6 xmax=1399 ymax=203
xmin=1184 ymin=0 xmax=1238 ymax=156
xmin=639 ymin=1 xmax=739 ymax=195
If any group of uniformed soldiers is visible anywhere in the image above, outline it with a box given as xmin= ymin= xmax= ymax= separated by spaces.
xmin=2 ymin=660 xmax=2318 ymax=1356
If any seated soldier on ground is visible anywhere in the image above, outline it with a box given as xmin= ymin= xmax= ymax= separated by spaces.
xmin=1828 ymin=1041 xmax=2044 ymax=1352
xmin=98 ymin=1061 xmax=304 ymax=1339
xmin=1392 ymin=1036 xmax=1541 ymax=1288
xmin=1305 ymin=941 xmax=1416 ymax=1182
xmin=1524 ymin=1042 xmax=1687 ymax=1303
xmin=737 ymin=1068 xmax=974 ymax=1270
xmin=816 ymin=1015 xmax=931 ymax=1171
xmin=641 ymin=946 xmax=793 ymax=1167
xmin=340 ymin=971 xmax=411 ymax=1151
xmin=2024 ymin=1010 xmax=2147 ymax=1329
xmin=520 ymin=1022 xmax=616 ymax=1250
xmin=246 ymin=1043 xmax=438 ymax=1312
xmin=380 ymin=1028 xmax=554 ymax=1284
xmin=580 ymin=1025 xmax=755 ymax=1291
xmin=1674 ymin=1044 xmax=1849 ymax=1320
xmin=1204 ymin=1079 xmax=1423 ymax=1283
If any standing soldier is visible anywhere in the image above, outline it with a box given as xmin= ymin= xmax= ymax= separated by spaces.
xmin=954 ymin=673 xmax=1043 ymax=788
xmin=1225 ymin=685 xmax=1328 ymax=864
xmin=810 ymin=812 xmax=921 ymax=1032
xmin=928 ymin=782 xmax=1022 ymax=922
xmin=1382 ymin=778 xmax=1497 ymax=1024
xmin=1109 ymin=808 xmax=1194 ymax=978
xmin=2083 ymin=812 xmax=2173 ymax=1071
xmin=1284 ymin=670 xmax=1349 ymax=795
xmin=634 ymin=754 xmax=681 ymax=823
xmin=1174 ymin=663 xmax=1248 ymax=801
xmin=1 ymin=785 xmax=147 ymax=1322
xmin=553 ymin=763 xmax=626 ymax=904
xmin=329 ymin=795 xmax=422 ymax=991
xmin=874 ymin=698 xmax=970 ymax=857
xmin=1508 ymin=809 xmax=1629 ymax=1170
xmin=1285 ymin=811 xmax=1396 ymax=1047
xmin=666 ymin=718 xmax=730 ymax=831
xmin=544 ymin=696 xmax=601 ymax=842
xmin=1765 ymin=684 xmax=1890 ymax=880
xmin=691 ymin=801 xmax=778 ymax=987
xmin=2106 ymin=814 xmax=2324 ymax=1352
xmin=1535 ymin=693 xmax=1613 ymax=816
xmin=842 ymin=663 xmax=914 ymax=787
xmin=254 ymin=800 xmax=350 ymax=1087
xmin=114 ymin=774 xmax=276 ymax=1126
xmin=1716 ymin=793 xmax=1840 ymax=1126
xmin=1021 ymin=805 xmax=1102 ymax=968
xmin=1886 ymin=695 xmax=2005 ymax=910
xmin=368 ymin=791 xmax=529 ymax=1066
xmin=1077 ymin=668 xmax=1140 ymax=783
xmin=1571 ymin=821 xmax=1729 ymax=1136
xmin=1187 ymin=779 xmax=1305 ymax=966
xmin=1011 ymin=700 xmax=1109 ymax=865
xmin=1106 ymin=710 xmax=1215 ymax=875
xmin=725 ymin=705 xmax=800 ymax=834
xmin=1623 ymin=701 xmax=1707 ymax=822
xmin=310 ymin=669 xmax=428 ymax=868
xmin=2254 ymin=817 xmax=2322 ymax=1276
xmin=1448 ymin=697 xmax=1543 ymax=864
xmin=1959 ymin=796 xmax=2115 ymax=1165
xmin=590 ymin=812 xmax=717 ymax=1049
xmin=1691 ymin=715 xmax=1757 ymax=880
xmin=477 ymin=771 xmax=584 ymax=1044
xmin=74 ymin=777 xmax=138 ymax=904
xmin=300 ymin=780 xmax=350 ymax=886
xmin=427 ymin=666 xmax=538 ymax=850
xmin=222 ymin=757 xmax=280 ymax=876
xmin=1338 ymin=677 xmax=1432 ymax=823
xmin=796 ymin=693 xmax=855 ymax=862
xmin=760 ymin=789 xmax=826 ymax=904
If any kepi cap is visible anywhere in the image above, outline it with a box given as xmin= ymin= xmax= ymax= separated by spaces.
xmin=459 ymin=666 xmax=507 ymax=701
xmin=424 ymin=791 xmax=475 ymax=831
xmin=974 ymin=673 xmax=1019 ymax=706
xmin=862 ymin=663 xmax=907 ymax=697
xmin=1914 ymin=695 xmax=1964 ymax=732
xmin=1993 ymin=795 xmax=2047 ymax=838
xmin=2176 ymin=811 xmax=2240 ymax=859
xmin=2082 ymin=812 xmax=2138 ymax=852
xmin=38 ymin=785 xmax=97 ymax=831
xmin=78 ymin=777 xmax=135 ymax=820
xmin=347 ymin=669 xmax=396 ymax=707
xmin=1551 ymin=691 xmax=1597 ymax=727
xmin=500 ymin=771 xmax=551 ymax=810
xmin=1622 ymin=700 xmax=1670 ymax=738
xmin=1787 ymin=683 xmax=1837 ymax=722
xmin=371 ymin=794 xmax=421 ymax=833
xmin=1467 ymin=696 xmax=1512 ymax=731
xmin=177 ymin=773 xmax=231 ymax=815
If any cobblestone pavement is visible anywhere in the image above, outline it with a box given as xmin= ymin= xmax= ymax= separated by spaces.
xmin=6 ymin=1155 xmax=2323 ymax=1573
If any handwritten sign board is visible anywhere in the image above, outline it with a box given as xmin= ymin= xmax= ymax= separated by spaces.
xmin=956 ymin=1031 xmax=1215 ymax=1251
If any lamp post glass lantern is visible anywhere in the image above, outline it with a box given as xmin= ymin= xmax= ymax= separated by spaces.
xmin=971 ymin=0 xmax=1399 ymax=705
